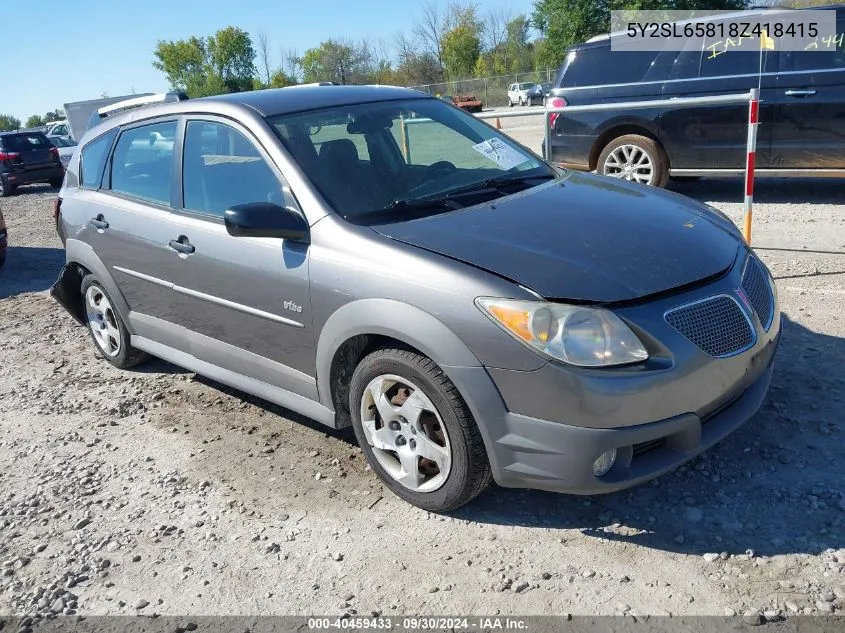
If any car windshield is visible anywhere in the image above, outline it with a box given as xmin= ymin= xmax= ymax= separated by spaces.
xmin=519 ymin=83 xmax=535 ymax=90
xmin=269 ymin=98 xmax=554 ymax=222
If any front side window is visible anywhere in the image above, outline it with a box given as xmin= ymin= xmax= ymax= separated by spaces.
xmin=80 ymin=130 xmax=116 ymax=189
xmin=270 ymin=98 xmax=553 ymax=221
xmin=110 ymin=121 xmax=177 ymax=205
xmin=182 ymin=120 xmax=283 ymax=217
xmin=785 ymin=17 xmax=845 ymax=71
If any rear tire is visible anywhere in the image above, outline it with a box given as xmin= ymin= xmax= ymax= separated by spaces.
xmin=81 ymin=275 xmax=149 ymax=369
xmin=49 ymin=178 xmax=63 ymax=188
xmin=349 ymin=347 xmax=492 ymax=512
xmin=597 ymin=134 xmax=669 ymax=188
xmin=0 ymin=179 xmax=11 ymax=197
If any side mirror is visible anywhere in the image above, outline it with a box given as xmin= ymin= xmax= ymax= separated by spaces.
xmin=224 ymin=202 xmax=308 ymax=241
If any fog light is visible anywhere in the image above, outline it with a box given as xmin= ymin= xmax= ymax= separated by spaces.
xmin=592 ymin=449 xmax=617 ymax=477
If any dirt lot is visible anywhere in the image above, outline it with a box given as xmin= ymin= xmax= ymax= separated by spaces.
xmin=1 ymin=178 xmax=844 ymax=621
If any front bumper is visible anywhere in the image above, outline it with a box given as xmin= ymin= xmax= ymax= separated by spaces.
xmin=446 ymin=248 xmax=781 ymax=494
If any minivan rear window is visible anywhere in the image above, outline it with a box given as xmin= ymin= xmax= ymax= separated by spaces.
xmin=559 ymin=46 xmax=657 ymax=87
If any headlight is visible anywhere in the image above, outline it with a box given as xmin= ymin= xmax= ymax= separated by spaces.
xmin=476 ymin=297 xmax=648 ymax=367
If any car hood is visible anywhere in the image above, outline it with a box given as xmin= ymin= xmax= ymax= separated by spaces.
xmin=371 ymin=171 xmax=742 ymax=303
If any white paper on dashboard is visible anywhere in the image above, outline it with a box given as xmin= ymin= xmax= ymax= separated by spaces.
xmin=471 ymin=138 xmax=526 ymax=170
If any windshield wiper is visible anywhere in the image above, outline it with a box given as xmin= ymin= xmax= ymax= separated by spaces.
xmin=433 ymin=172 xmax=556 ymax=198
xmin=386 ymin=197 xmax=462 ymax=211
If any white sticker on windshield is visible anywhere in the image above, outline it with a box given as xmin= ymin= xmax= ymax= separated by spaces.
xmin=471 ymin=138 xmax=526 ymax=170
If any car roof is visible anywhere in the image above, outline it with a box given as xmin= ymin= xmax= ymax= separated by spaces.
xmin=84 ymin=85 xmax=430 ymax=137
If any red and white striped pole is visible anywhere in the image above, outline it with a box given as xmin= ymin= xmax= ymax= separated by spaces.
xmin=743 ymin=88 xmax=760 ymax=245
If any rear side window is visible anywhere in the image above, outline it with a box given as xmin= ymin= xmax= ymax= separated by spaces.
xmin=699 ymin=32 xmax=772 ymax=78
xmin=80 ymin=130 xmax=117 ymax=189
xmin=559 ymin=45 xmax=657 ymax=87
xmin=110 ymin=121 xmax=177 ymax=205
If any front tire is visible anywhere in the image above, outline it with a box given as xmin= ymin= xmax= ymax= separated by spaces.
xmin=597 ymin=134 xmax=669 ymax=188
xmin=349 ymin=348 xmax=492 ymax=512
xmin=81 ymin=275 xmax=148 ymax=369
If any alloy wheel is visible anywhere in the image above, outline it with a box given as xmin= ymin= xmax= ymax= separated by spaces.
xmin=359 ymin=374 xmax=452 ymax=493
xmin=85 ymin=285 xmax=122 ymax=357
xmin=603 ymin=144 xmax=654 ymax=185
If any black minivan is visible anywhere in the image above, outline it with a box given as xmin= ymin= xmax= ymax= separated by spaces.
xmin=546 ymin=6 xmax=845 ymax=187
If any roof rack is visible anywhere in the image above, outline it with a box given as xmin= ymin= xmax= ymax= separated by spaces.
xmin=95 ymin=91 xmax=189 ymax=118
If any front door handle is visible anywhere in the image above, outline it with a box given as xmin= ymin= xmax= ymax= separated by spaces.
xmin=88 ymin=216 xmax=108 ymax=230
xmin=785 ymin=89 xmax=816 ymax=97
xmin=168 ymin=237 xmax=195 ymax=254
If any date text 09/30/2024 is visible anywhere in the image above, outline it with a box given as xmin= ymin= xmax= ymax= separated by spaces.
xmin=307 ymin=617 xmax=531 ymax=630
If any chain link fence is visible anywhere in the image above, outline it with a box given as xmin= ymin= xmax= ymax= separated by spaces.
xmin=408 ymin=69 xmax=556 ymax=109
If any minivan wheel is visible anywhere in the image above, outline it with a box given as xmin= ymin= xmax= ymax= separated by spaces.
xmin=0 ymin=179 xmax=10 ymax=198
xmin=349 ymin=348 xmax=492 ymax=512
xmin=81 ymin=275 xmax=148 ymax=369
xmin=597 ymin=134 xmax=669 ymax=188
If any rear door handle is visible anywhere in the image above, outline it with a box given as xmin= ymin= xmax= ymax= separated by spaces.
xmin=88 ymin=216 xmax=108 ymax=230
xmin=168 ymin=238 xmax=195 ymax=254
xmin=785 ymin=89 xmax=816 ymax=97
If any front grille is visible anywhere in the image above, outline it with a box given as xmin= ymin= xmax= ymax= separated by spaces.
xmin=742 ymin=255 xmax=774 ymax=330
xmin=665 ymin=295 xmax=754 ymax=357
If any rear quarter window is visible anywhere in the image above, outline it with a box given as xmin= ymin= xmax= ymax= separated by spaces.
xmin=558 ymin=45 xmax=658 ymax=87
xmin=80 ymin=129 xmax=117 ymax=189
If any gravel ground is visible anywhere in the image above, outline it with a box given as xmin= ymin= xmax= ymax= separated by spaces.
xmin=0 ymin=179 xmax=844 ymax=621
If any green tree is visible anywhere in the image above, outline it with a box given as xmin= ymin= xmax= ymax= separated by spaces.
xmin=532 ymin=0 xmax=748 ymax=69
xmin=442 ymin=24 xmax=481 ymax=80
xmin=153 ymin=27 xmax=256 ymax=97
xmin=0 ymin=114 xmax=21 ymax=132
xmin=268 ymin=68 xmax=296 ymax=88
xmin=44 ymin=109 xmax=64 ymax=122
xmin=299 ymin=39 xmax=374 ymax=84
xmin=207 ymin=27 xmax=257 ymax=92
xmin=505 ymin=15 xmax=533 ymax=73
xmin=26 ymin=115 xmax=46 ymax=128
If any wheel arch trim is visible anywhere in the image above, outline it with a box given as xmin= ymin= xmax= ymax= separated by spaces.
xmin=64 ymin=238 xmax=135 ymax=333
xmin=315 ymin=299 xmax=483 ymax=410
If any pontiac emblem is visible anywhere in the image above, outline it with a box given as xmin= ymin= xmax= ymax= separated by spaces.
xmin=735 ymin=287 xmax=752 ymax=311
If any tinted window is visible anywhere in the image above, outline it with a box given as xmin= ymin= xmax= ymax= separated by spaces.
xmin=110 ymin=121 xmax=176 ymax=205
xmin=786 ymin=18 xmax=845 ymax=71
xmin=560 ymin=45 xmax=657 ymax=87
xmin=699 ymin=32 xmax=771 ymax=78
xmin=182 ymin=120 xmax=282 ymax=217
xmin=2 ymin=134 xmax=51 ymax=151
xmin=80 ymin=130 xmax=116 ymax=189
